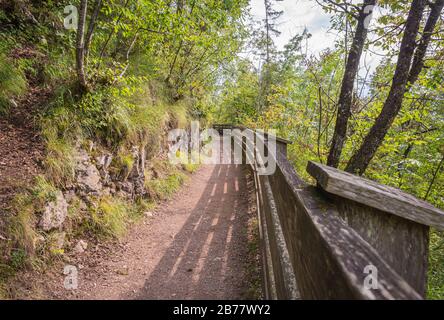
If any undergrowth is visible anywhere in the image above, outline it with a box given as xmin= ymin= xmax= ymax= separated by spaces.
xmin=146 ymin=170 xmax=187 ymax=201
xmin=0 ymin=49 xmax=27 ymax=115
xmin=428 ymin=230 xmax=444 ymax=299
xmin=0 ymin=176 xmax=60 ymax=283
xmin=87 ymin=197 xmax=135 ymax=239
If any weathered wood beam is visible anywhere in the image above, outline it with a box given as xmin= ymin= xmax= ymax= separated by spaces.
xmin=307 ymin=161 xmax=444 ymax=230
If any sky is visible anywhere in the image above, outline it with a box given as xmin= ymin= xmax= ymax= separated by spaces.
xmin=249 ymin=0 xmax=338 ymax=55
xmin=247 ymin=0 xmax=385 ymax=81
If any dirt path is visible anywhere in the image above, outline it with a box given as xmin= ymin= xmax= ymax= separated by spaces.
xmin=44 ymin=164 xmax=258 ymax=300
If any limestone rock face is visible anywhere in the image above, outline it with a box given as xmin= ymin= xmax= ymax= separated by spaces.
xmin=39 ymin=191 xmax=68 ymax=231
xmin=95 ymin=154 xmax=113 ymax=170
xmin=71 ymin=146 xmax=148 ymax=199
xmin=96 ymin=153 xmax=113 ymax=184
xmin=76 ymin=149 xmax=102 ymax=195
xmin=73 ymin=239 xmax=88 ymax=254
xmin=129 ymin=146 xmax=147 ymax=197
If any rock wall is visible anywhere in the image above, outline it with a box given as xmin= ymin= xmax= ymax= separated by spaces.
xmin=36 ymin=141 xmax=163 ymax=254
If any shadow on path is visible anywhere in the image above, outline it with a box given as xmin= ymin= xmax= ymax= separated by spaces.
xmin=134 ymin=164 xmax=252 ymax=299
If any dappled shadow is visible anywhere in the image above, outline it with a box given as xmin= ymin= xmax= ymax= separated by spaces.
xmin=132 ymin=163 xmax=252 ymax=299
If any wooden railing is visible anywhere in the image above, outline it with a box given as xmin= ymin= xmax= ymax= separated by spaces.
xmin=212 ymin=124 xmax=444 ymax=300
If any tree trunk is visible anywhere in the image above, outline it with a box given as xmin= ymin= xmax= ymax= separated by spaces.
xmin=84 ymin=0 xmax=102 ymax=61
xmin=408 ymin=0 xmax=444 ymax=85
xmin=16 ymin=0 xmax=39 ymax=24
xmin=264 ymin=0 xmax=271 ymax=64
xmin=327 ymin=0 xmax=377 ymax=168
xmin=262 ymin=0 xmax=271 ymax=111
xmin=76 ymin=0 xmax=88 ymax=91
xmin=345 ymin=0 xmax=428 ymax=175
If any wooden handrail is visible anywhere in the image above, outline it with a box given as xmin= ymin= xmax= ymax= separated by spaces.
xmin=212 ymin=124 xmax=293 ymax=145
xmin=213 ymin=123 xmax=444 ymax=300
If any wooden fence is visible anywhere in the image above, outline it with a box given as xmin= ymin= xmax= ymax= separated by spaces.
xmin=213 ymin=124 xmax=444 ymax=300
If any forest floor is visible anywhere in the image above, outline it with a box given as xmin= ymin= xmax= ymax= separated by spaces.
xmin=0 ymin=84 xmax=47 ymax=238
xmin=15 ymin=164 xmax=261 ymax=300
